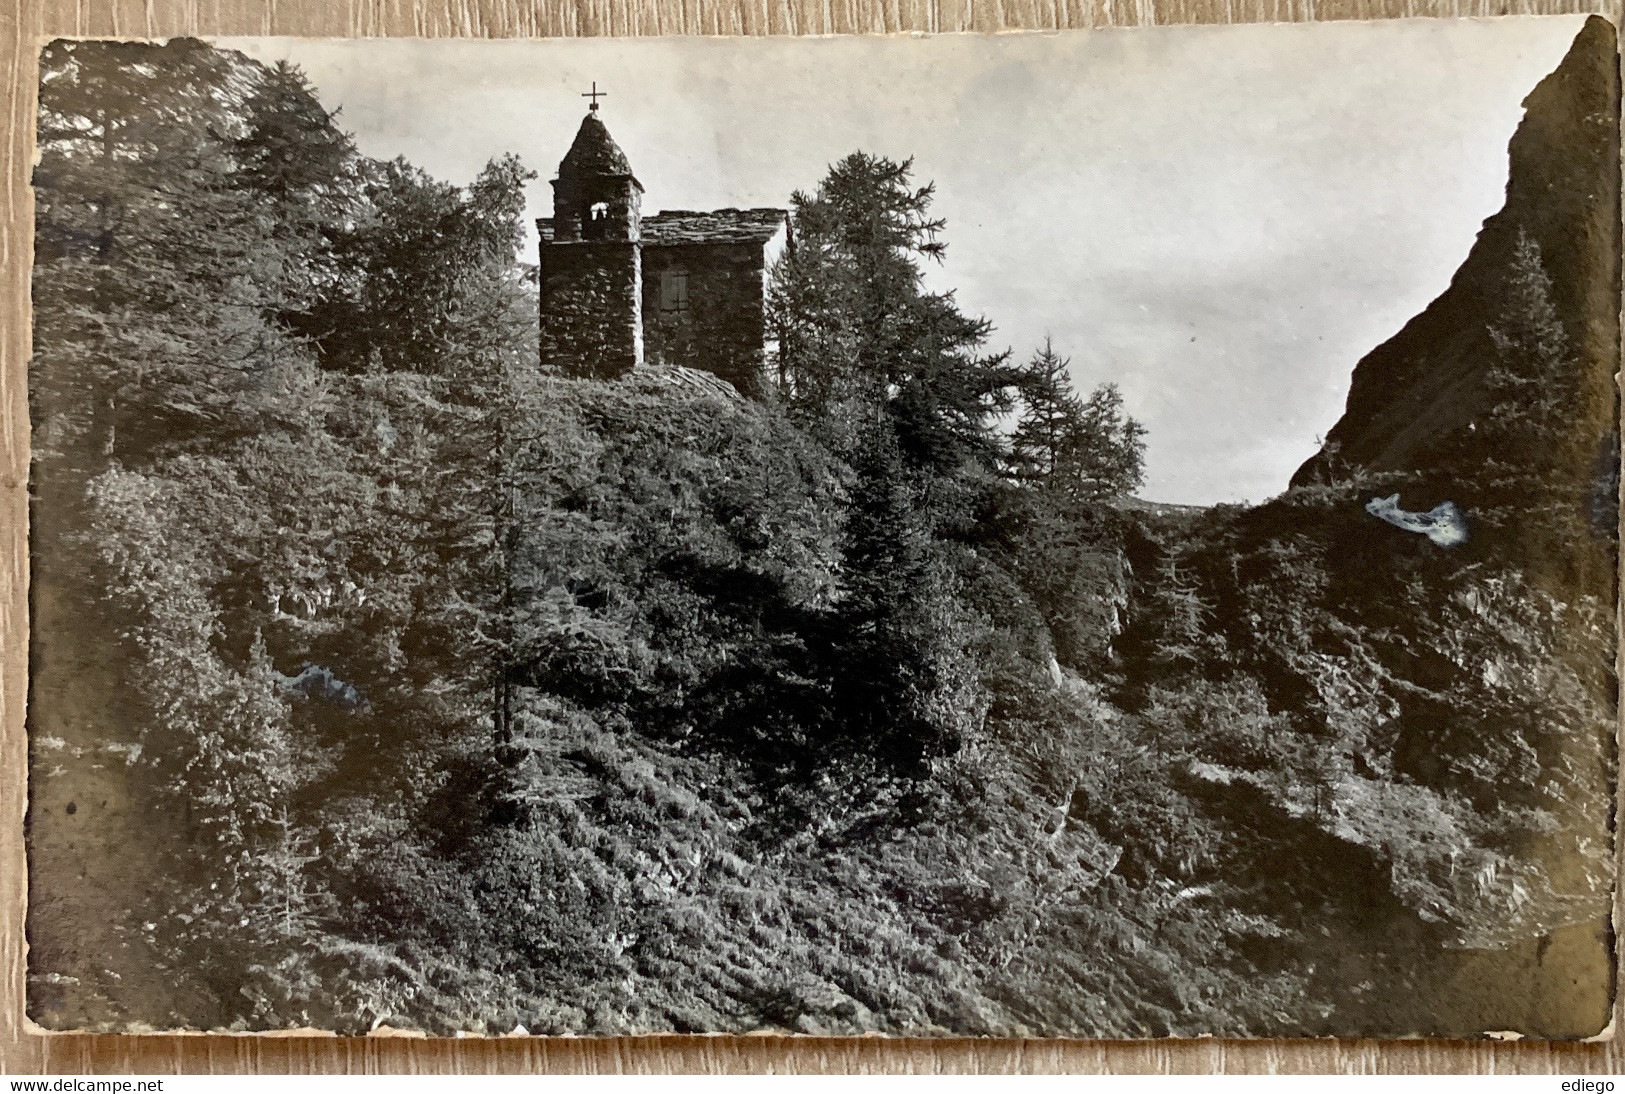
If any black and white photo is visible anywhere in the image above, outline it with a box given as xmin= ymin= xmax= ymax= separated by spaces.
xmin=25 ymin=16 xmax=1621 ymax=1037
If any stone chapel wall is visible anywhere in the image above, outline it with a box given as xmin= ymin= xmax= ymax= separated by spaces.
xmin=538 ymin=241 xmax=643 ymax=379
xmin=641 ymin=242 xmax=770 ymax=397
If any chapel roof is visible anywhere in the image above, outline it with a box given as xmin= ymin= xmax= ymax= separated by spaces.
xmin=558 ymin=111 xmax=637 ymax=180
xmin=641 ymin=208 xmax=790 ymax=246
xmin=536 ymin=207 xmax=791 ymax=246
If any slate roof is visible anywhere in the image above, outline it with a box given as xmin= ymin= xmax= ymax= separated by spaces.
xmin=558 ymin=112 xmax=637 ymax=180
xmin=641 ymin=208 xmax=789 ymax=247
xmin=537 ymin=207 xmax=791 ymax=247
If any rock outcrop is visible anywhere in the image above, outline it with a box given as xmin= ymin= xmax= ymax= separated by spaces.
xmin=1293 ymin=16 xmax=1619 ymax=494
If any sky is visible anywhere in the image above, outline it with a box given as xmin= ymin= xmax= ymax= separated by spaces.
xmin=223 ymin=17 xmax=1585 ymax=505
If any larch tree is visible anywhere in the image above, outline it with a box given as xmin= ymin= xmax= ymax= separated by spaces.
xmin=1009 ymin=338 xmax=1083 ymax=484
xmin=768 ymin=152 xmax=1015 ymax=485
xmin=1009 ymin=341 xmax=1146 ymax=503
xmin=1486 ymin=229 xmax=1575 ymax=450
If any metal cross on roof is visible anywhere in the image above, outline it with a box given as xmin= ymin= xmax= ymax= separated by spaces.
xmin=582 ymin=82 xmax=607 ymax=111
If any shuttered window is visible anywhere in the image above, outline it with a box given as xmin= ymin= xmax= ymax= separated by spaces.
xmin=659 ymin=268 xmax=689 ymax=314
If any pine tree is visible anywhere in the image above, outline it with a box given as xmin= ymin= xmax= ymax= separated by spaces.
xmin=768 ymin=152 xmax=1015 ymax=480
xmin=767 ymin=153 xmax=1008 ymax=765
xmin=1009 ymin=338 xmax=1083 ymax=483
xmin=1009 ymin=341 xmax=1147 ymax=501
xmin=33 ymin=40 xmax=349 ymax=473
xmin=831 ymin=418 xmax=980 ymax=768
xmin=33 ymin=38 xmax=544 ymax=1022
xmin=1151 ymin=556 xmax=1210 ymax=667
xmin=234 ymin=62 xmax=353 ymax=203
xmin=300 ymin=154 xmax=536 ymax=390
xmin=1061 ymin=382 xmax=1147 ymax=501
xmin=1486 ymin=229 xmax=1574 ymax=447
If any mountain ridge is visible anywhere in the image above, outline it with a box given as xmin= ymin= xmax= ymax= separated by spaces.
xmin=1292 ymin=15 xmax=1620 ymax=498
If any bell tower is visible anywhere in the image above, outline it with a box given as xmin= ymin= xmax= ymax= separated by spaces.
xmin=538 ymin=92 xmax=645 ymax=379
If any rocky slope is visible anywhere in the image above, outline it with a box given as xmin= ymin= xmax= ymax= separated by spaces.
xmin=1293 ymin=15 xmax=1619 ymax=505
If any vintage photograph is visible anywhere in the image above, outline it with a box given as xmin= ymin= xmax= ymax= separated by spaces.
xmin=24 ymin=16 xmax=1620 ymax=1038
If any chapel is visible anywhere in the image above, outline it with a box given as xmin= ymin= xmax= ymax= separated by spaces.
xmin=536 ymin=98 xmax=792 ymax=398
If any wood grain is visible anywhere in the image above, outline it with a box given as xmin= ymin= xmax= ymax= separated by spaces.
xmin=3 ymin=0 xmax=1622 ymax=1074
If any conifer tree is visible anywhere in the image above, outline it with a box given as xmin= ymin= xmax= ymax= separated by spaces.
xmin=768 ymin=152 xmax=1015 ymax=481
xmin=1009 ymin=341 xmax=1147 ymax=501
xmin=1009 ymin=338 xmax=1083 ymax=484
xmin=1062 ymin=383 xmax=1147 ymax=501
xmin=1486 ymin=229 xmax=1574 ymax=448
xmin=768 ymin=154 xmax=1007 ymax=765
xmin=832 ymin=418 xmax=980 ymax=768
xmin=33 ymin=39 xmax=543 ymax=1023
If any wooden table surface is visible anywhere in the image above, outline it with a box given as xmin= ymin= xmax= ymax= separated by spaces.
xmin=2 ymin=0 xmax=1622 ymax=1074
